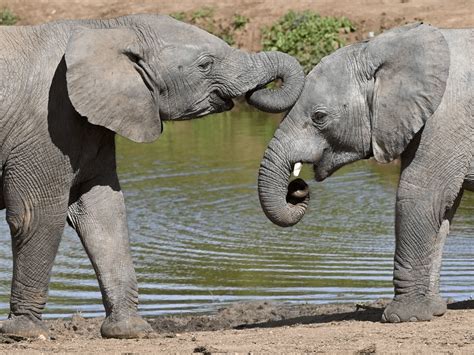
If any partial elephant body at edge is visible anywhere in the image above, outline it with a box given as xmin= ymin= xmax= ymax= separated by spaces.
xmin=258 ymin=23 xmax=472 ymax=323
xmin=0 ymin=14 xmax=305 ymax=338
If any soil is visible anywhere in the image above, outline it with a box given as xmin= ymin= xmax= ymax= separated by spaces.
xmin=2 ymin=0 xmax=474 ymax=50
xmin=0 ymin=0 xmax=472 ymax=353
xmin=0 ymin=300 xmax=473 ymax=353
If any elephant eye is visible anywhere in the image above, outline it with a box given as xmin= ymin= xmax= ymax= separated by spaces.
xmin=198 ymin=58 xmax=214 ymax=72
xmin=311 ymin=111 xmax=329 ymax=129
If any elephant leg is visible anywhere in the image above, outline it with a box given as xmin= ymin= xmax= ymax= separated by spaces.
xmin=0 ymin=171 xmax=4 ymax=210
xmin=426 ymin=190 xmax=463 ymax=307
xmin=67 ymin=181 xmax=152 ymax=339
xmin=382 ymin=172 xmax=465 ymax=323
xmin=0 ymin=174 xmax=68 ymax=337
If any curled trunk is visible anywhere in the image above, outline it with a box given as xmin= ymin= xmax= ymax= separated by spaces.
xmin=240 ymin=51 xmax=305 ymax=113
xmin=257 ymin=134 xmax=310 ymax=227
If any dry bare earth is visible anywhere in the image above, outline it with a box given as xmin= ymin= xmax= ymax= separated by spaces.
xmin=0 ymin=0 xmax=472 ymax=353
xmin=0 ymin=300 xmax=472 ymax=353
xmin=2 ymin=0 xmax=474 ymax=50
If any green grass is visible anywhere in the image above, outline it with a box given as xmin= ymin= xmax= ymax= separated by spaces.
xmin=0 ymin=8 xmax=18 ymax=25
xmin=261 ymin=11 xmax=355 ymax=73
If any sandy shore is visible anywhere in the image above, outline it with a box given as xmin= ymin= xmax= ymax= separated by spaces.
xmin=0 ymin=300 xmax=472 ymax=353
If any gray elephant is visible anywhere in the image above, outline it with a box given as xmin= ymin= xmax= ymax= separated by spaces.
xmin=0 ymin=14 xmax=304 ymax=338
xmin=258 ymin=23 xmax=472 ymax=322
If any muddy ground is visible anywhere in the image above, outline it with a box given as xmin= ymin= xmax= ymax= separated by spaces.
xmin=0 ymin=299 xmax=473 ymax=353
xmin=0 ymin=0 xmax=473 ymax=353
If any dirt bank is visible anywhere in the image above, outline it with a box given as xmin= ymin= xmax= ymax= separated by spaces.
xmin=0 ymin=300 xmax=473 ymax=353
xmin=2 ymin=0 xmax=473 ymax=50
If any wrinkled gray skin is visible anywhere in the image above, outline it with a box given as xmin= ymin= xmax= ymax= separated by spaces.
xmin=0 ymin=14 xmax=304 ymax=338
xmin=258 ymin=23 xmax=473 ymax=323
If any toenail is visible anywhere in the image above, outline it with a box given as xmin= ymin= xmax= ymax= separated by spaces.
xmin=389 ymin=314 xmax=401 ymax=323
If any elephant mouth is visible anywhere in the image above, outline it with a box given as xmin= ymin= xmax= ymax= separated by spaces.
xmin=290 ymin=160 xmax=327 ymax=183
xmin=209 ymin=93 xmax=234 ymax=114
xmin=313 ymin=159 xmax=351 ymax=182
xmin=177 ymin=95 xmax=234 ymax=120
xmin=313 ymin=165 xmax=328 ymax=182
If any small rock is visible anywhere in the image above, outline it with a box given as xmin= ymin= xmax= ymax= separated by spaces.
xmin=193 ymin=345 xmax=218 ymax=354
xmin=356 ymin=344 xmax=376 ymax=354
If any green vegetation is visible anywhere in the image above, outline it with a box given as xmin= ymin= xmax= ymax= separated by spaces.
xmin=0 ymin=8 xmax=18 ymax=25
xmin=261 ymin=11 xmax=355 ymax=73
xmin=232 ymin=13 xmax=249 ymax=30
xmin=170 ymin=7 xmax=249 ymax=46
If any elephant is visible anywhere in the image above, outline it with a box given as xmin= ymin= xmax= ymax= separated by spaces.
xmin=0 ymin=14 xmax=304 ymax=338
xmin=257 ymin=23 xmax=472 ymax=323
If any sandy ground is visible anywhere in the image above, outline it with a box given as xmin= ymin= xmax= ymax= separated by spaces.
xmin=0 ymin=300 xmax=472 ymax=353
xmin=0 ymin=0 xmax=472 ymax=353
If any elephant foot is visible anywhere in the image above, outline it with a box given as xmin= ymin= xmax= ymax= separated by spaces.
xmin=382 ymin=295 xmax=446 ymax=323
xmin=0 ymin=314 xmax=49 ymax=339
xmin=100 ymin=314 xmax=153 ymax=339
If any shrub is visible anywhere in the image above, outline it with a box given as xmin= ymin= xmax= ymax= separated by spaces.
xmin=232 ymin=14 xmax=249 ymax=30
xmin=0 ymin=8 xmax=18 ymax=25
xmin=261 ymin=11 xmax=354 ymax=73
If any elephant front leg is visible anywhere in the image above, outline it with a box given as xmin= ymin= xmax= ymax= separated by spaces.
xmin=382 ymin=183 xmax=463 ymax=323
xmin=68 ymin=183 xmax=152 ymax=338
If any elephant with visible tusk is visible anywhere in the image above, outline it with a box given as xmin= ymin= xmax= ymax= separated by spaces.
xmin=0 ymin=14 xmax=304 ymax=339
xmin=258 ymin=23 xmax=472 ymax=323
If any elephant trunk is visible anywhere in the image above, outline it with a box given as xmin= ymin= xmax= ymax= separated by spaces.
xmin=237 ymin=51 xmax=305 ymax=113
xmin=257 ymin=132 xmax=310 ymax=227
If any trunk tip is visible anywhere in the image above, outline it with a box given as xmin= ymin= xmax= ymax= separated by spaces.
xmin=286 ymin=178 xmax=309 ymax=204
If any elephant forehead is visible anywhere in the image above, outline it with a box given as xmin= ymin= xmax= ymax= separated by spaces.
xmin=153 ymin=18 xmax=226 ymax=47
xmin=304 ymin=65 xmax=354 ymax=109
xmin=160 ymin=28 xmax=226 ymax=48
xmin=124 ymin=14 xmax=228 ymax=50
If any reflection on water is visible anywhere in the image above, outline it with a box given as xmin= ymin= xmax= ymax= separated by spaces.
xmin=0 ymin=107 xmax=472 ymax=318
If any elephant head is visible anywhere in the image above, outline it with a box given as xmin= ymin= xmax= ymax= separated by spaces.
xmin=64 ymin=14 xmax=304 ymax=143
xmin=258 ymin=23 xmax=450 ymax=227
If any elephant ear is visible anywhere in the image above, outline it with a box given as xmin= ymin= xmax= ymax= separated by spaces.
xmin=366 ymin=23 xmax=449 ymax=163
xmin=65 ymin=27 xmax=162 ymax=143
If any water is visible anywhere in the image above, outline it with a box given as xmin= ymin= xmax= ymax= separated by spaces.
xmin=0 ymin=107 xmax=472 ymax=318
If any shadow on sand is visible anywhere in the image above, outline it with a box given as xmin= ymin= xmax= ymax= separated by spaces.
xmin=150 ymin=299 xmax=473 ymax=333
xmin=235 ymin=299 xmax=474 ymax=329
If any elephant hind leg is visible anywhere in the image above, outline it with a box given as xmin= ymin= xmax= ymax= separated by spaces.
xmin=0 ymin=169 xmax=69 ymax=338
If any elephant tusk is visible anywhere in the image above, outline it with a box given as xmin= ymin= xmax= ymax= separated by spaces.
xmin=293 ymin=162 xmax=303 ymax=177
